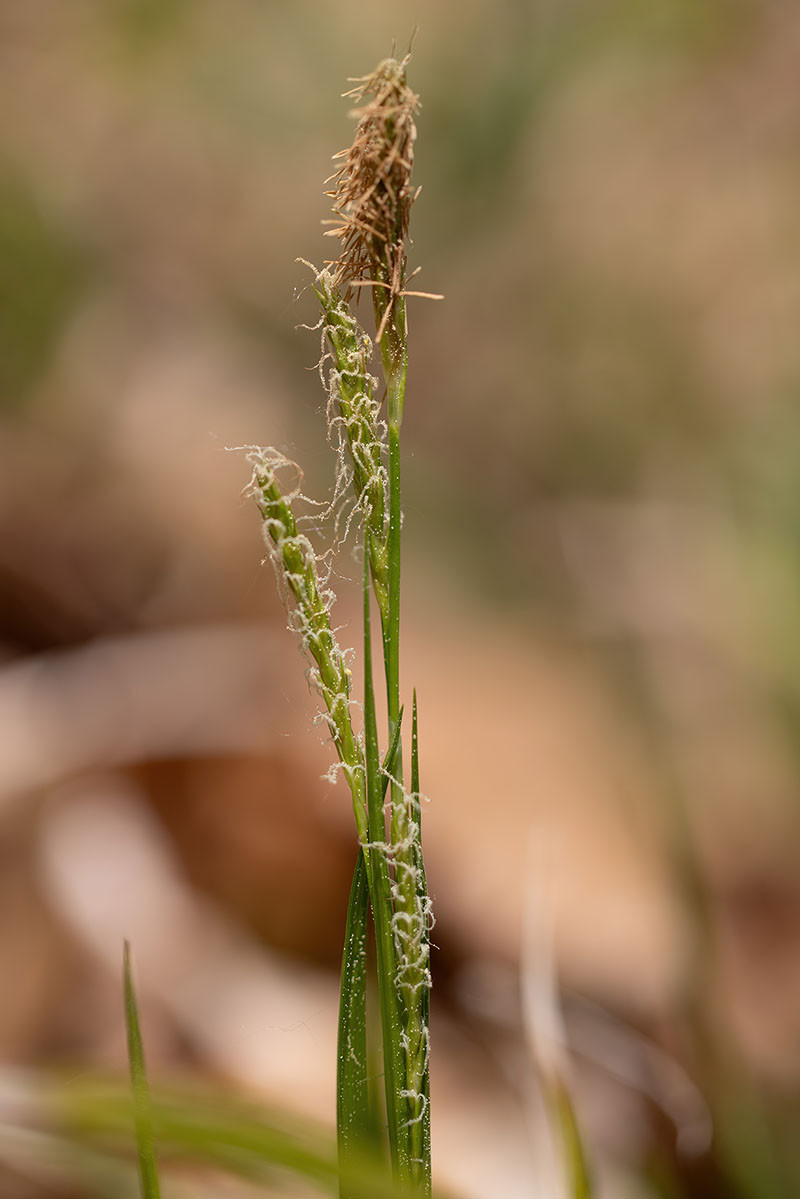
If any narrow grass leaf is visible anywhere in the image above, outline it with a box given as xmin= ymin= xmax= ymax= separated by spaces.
xmin=337 ymin=847 xmax=371 ymax=1196
xmin=58 ymin=1079 xmax=428 ymax=1199
xmin=122 ymin=942 xmax=162 ymax=1199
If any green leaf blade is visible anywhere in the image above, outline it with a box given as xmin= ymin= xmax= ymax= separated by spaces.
xmin=337 ymin=849 xmax=371 ymax=1197
xmin=123 ymin=942 xmax=162 ymax=1199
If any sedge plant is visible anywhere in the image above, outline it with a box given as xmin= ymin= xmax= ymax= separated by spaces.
xmin=61 ymin=54 xmax=597 ymax=1199
xmin=244 ymin=55 xmax=436 ymax=1196
xmin=115 ymin=55 xmax=596 ymax=1199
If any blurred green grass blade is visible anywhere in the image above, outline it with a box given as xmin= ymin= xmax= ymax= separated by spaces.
xmin=122 ymin=942 xmax=162 ymax=1199
xmin=551 ymin=1077 xmax=592 ymax=1199
xmin=56 ymin=1078 xmax=450 ymax=1199
xmin=0 ymin=1123 xmax=138 ymax=1198
xmin=337 ymin=847 xmax=371 ymax=1195
xmin=362 ymin=543 xmax=410 ymax=1179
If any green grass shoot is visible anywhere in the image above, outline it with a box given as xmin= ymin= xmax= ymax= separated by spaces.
xmin=123 ymin=941 xmax=162 ymax=1199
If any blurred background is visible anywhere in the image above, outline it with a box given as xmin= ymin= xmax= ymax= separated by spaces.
xmin=1 ymin=1 xmax=800 ymax=1196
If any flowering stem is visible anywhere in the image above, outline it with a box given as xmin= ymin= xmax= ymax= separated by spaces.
xmin=258 ymin=52 xmax=433 ymax=1195
xmin=362 ymin=543 xmax=411 ymax=1182
xmin=379 ymin=303 xmax=431 ymax=1197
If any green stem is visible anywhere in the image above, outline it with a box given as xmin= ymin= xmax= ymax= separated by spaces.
xmin=385 ymin=422 xmax=402 ymax=734
xmin=377 ymin=299 xmax=430 ymax=1195
xmin=362 ymin=547 xmax=411 ymax=1182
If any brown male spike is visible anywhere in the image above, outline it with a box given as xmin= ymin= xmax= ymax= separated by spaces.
xmin=324 ymin=55 xmax=420 ymax=338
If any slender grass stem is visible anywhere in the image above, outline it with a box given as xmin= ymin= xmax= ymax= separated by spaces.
xmin=362 ymin=546 xmax=411 ymax=1182
xmin=386 ymin=421 xmax=403 ymax=735
xmin=376 ymin=298 xmax=430 ymax=1195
